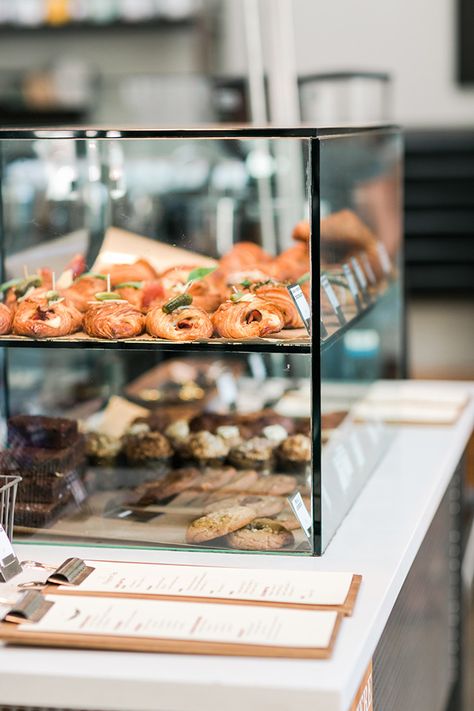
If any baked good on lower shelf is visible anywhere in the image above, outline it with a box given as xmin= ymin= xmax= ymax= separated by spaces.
xmin=85 ymin=431 xmax=122 ymax=466
xmin=8 ymin=414 xmax=78 ymax=450
xmin=204 ymin=494 xmax=285 ymax=518
xmin=15 ymin=469 xmax=82 ymax=504
xmin=247 ymin=474 xmax=297 ymax=497
xmin=14 ymin=498 xmax=71 ymax=528
xmin=179 ymin=431 xmax=230 ymax=466
xmin=226 ymin=518 xmax=294 ymax=551
xmin=134 ymin=467 xmax=201 ymax=505
xmin=5 ymin=434 xmax=86 ymax=476
xmin=228 ymin=437 xmax=275 ymax=471
xmin=276 ymin=434 xmax=312 ymax=473
xmin=122 ymin=427 xmax=173 ymax=469
xmin=185 ymin=505 xmax=256 ymax=544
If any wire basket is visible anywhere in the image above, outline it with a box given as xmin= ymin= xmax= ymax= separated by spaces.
xmin=0 ymin=474 xmax=21 ymax=541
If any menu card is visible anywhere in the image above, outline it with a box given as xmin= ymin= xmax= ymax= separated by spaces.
xmin=51 ymin=560 xmax=360 ymax=614
xmin=5 ymin=594 xmax=341 ymax=658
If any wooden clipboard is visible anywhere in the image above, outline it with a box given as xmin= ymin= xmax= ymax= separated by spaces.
xmin=0 ymin=593 xmax=343 ymax=660
xmin=41 ymin=558 xmax=362 ymax=616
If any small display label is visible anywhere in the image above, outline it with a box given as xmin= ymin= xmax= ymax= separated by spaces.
xmin=288 ymin=284 xmax=311 ymax=333
xmin=216 ymin=371 xmax=239 ymax=408
xmin=320 ymin=319 xmax=328 ymax=339
xmin=342 ymin=263 xmax=362 ymax=311
xmin=350 ymin=257 xmax=370 ymax=304
xmin=320 ymin=274 xmax=346 ymax=326
xmin=0 ymin=524 xmax=14 ymax=563
xmin=288 ymin=492 xmax=312 ymax=539
xmin=376 ymin=242 xmax=392 ymax=276
xmin=349 ymin=432 xmax=365 ymax=469
xmin=359 ymin=253 xmax=377 ymax=286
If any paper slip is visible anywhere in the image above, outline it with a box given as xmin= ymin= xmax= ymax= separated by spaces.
xmin=51 ymin=560 xmax=360 ymax=613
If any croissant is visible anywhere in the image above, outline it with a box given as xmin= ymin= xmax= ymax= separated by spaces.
xmin=253 ymin=283 xmax=304 ymax=328
xmin=13 ymin=294 xmax=82 ymax=338
xmin=64 ymin=276 xmax=107 ymax=312
xmin=219 ymin=242 xmax=272 ymax=274
xmin=266 ymin=242 xmax=309 ymax=282
xmin=0 ymin=303 xmax=13 ymax=335
xmin=160 ymin=265 xmax=222 ymax=313
xmin=105 ymin=259 xmax=157 ymax=287
xmin=212 ymin=296 xmax=284 ymax=340
xmin=146 ymin=305 xmax=213 ymax=342
xmin=83 ymin=301 xmax=145 ymax=339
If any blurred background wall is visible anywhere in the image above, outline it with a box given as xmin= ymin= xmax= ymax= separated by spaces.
xmin=0 ymin=0 xmax=471 ymax=380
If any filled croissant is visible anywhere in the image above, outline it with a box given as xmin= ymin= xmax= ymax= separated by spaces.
xmin=212 ymin=296 xmax=284 ymax=340
xmin=13 ymin=294 xmax=82 ymax=338
xmin=253 ymin=282 xmax=304 ymax=328
xmin=64 ymin=275 xmax=108 ymax=312
xmin=160 ymin=265 xmax=222 ymax=313
xmin=104 ymin=258 xmax=157 ymax=287
xmin=0 ymin=303 xmax=13 ymax=335
xmin=83 ymin=301 xmax=145 ymax=339
xmin=146 ymin=304 xmax=213 ymax=342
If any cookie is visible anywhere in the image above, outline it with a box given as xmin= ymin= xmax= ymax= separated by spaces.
xmin=191 ymin=466 xmax=237 ymax=492
xmin=134 ymin=467 xmax=201 ymax=505
xmin=185 ymin=505 xmax=256 ymax=544
xmin=247 ymin=474 xmax=297 ymax=496
xmin=219 ymin=469 xmax=259 ymax=493
xmin=226 ymin=518 xmax=294 ymax=551
xmin=204 ymin=494 xmax=285 ymax=517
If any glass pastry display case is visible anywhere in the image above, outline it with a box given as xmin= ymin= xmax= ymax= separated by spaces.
xmin=0 ymin=125 xmax=403 ymax=555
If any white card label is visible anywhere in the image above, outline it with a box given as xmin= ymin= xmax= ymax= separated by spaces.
xmin=333 ymin=444 xmax=355 ymax=493
xmin=360 ymin=253 xmax=376 ymax=285
xmin=288 ymin=284 xmax=311 ymax=333
xmin=320 ymin=274 xmax=340 ymax=312
xmin=216 ymin=371 xmax=238 ymax=407
xmin=350 ymin=257 xmax=368 ymax=292
xmin=0 ymin=524 xmax=14 ymax=562
xmin=288 ymin=492 xmax=312 ymax=539
xmin=342 ymin=263 xmax=362 ymax=309
xmin=376 ymin=243 xmax=392 ymax=275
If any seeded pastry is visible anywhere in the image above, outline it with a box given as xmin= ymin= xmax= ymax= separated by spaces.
xmin=185 ymin=505 xmax=256 ymax=544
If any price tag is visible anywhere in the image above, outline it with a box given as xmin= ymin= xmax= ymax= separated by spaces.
xmin=0 ymin=523 xmax=21 ymax=582
xmin=376 ymin=242 xmax=392 ymax=276
xmin=287 ymin=284 xmax=311 ymax=333
xmin=70 ymin=477 xmax=88 ymax=506
xmin=288 ymin=492 xmax=312 ymax=540
xmin=350 ymin=257 xmax=370 ymax=304
xmin=320 ymin=274 xmax=346 ymax=326
xmin=320 ymin=319 xmax=328 ymax=339
xmin=0 ymin=524 xmax=14 ymax=562
xmin=359 ymin=253 xmax=377 ymax=286
xmin=342 ymin=263 xmax=362 ymax=312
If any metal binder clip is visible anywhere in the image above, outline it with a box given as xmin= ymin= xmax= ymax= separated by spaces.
xmin=47 ymin=557 xmax=94 ymax=586
xmin=3 ymin=590 xmax=53 ymax=624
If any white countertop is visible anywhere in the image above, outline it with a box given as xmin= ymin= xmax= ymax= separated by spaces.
xmin=0 ymin=382 xmax=473 ymax=711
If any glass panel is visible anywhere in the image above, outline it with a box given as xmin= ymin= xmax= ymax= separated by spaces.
xmin=0 ymin=133 xmax=314 ymax=555
xmin=319 ymin=130 xmax=403 ymax=551
xmin=6 ymin=348 xmax=312 ymax=554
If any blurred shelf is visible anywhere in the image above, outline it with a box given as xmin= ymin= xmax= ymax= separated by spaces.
xmin=0 ymin=20 xmax=197 ymax=35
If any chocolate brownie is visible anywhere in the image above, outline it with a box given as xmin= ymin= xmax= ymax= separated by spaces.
xmin=6 ymin=433 xmax=86 ymax=476
xmin=14 ymin=498 xmax=71 ymax=528
xmin=8 ymin=415 xmax=78 ymax=450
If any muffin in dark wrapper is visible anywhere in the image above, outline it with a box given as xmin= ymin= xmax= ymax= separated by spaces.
xmin=228 ymin=437 xmax=275 ymax=472
xmin=179 ymin=431 xmax=230 ymax=467
xmin=122 ymin=426 xmax=173 ymax=473
xmin=276 ymin=434 xmax=312 ymax=474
